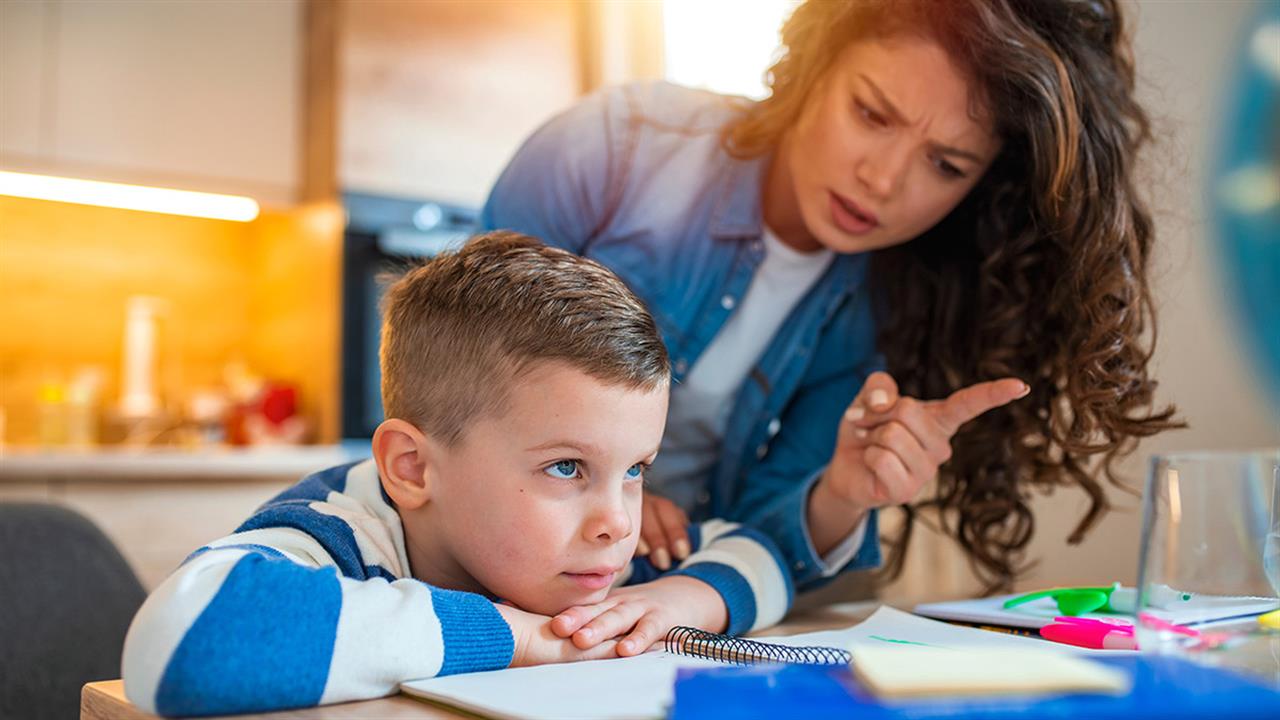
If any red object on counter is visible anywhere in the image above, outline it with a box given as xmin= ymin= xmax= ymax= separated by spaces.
xmin=260 ymin=384 xmax=297 ymax=425
xmin=224 ymin=382 xmax=301 ymax=445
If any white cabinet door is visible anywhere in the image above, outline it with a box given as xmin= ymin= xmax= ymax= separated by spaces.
xmin=1 ymin=0 xmax=302 ymax=206
xmin=0 ymin=0 xmax=48 ymax=159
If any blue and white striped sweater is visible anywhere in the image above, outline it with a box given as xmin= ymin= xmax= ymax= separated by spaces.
xmin=122 ymin=460 xmax=794 ymax=716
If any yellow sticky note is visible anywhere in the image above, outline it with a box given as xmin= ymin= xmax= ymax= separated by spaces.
xmin=1259 ymin=609 xmax=1280 ymax=630
xmin=849 ymin=645 xmax=1131 ymax=699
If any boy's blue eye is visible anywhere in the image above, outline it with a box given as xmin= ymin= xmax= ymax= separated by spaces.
xmin=544 ymin=460 xmax=580 ymax=480
xmin=625 ymin=463 xmax=645 ymax=479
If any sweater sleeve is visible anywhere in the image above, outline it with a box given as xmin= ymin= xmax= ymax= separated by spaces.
xmin=620 ymin=519 xmax=794 ymax=636
xmin=121 ymin=527 xmax=513 ymax=717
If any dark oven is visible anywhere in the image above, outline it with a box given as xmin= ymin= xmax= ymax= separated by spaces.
xmin=341 ymin=192 xmax=478 ymax=439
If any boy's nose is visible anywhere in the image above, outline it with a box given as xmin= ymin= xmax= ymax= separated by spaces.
xmin=584 ymin=498 xmax=633 ymax=544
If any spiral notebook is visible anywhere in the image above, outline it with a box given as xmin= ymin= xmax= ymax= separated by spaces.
xmin=664 ymin=625 xmax=850 ymax=665
xmin=399 ymin=606 xmax=1077 ymax=720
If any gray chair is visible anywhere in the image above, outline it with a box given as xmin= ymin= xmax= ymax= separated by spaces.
xmin=0 ymin=503 xmax=146 ymax=720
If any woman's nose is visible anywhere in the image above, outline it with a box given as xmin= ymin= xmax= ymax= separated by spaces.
xmin=856 ymin=142 xmax=910 ymax=200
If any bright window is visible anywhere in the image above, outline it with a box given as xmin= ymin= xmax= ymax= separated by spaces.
xmin=662 ymin=0 xmax=800 ymax=99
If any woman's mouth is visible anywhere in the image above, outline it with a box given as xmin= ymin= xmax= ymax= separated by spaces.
xmin=829 ymin=191 xmax=880 ymax=235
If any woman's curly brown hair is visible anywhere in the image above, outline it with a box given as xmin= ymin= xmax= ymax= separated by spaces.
xmin=723 ymin=0 xmax=1184 ymax=592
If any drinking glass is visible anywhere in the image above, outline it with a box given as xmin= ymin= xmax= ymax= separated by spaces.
xmin=1135 ymin=450 xmax=1280 ymax=685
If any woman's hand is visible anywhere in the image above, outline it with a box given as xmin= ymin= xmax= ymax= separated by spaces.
xmin=635 ymin=492 xmax=690 ymax=571
xmin=808 ymin=371 xmax=1028 ymax=554
xmin=549 ymin=576 xmax=727 ymax=656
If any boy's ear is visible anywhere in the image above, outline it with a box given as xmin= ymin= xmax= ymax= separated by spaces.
xmin=372 ymin=419 xmax=437 ymax=510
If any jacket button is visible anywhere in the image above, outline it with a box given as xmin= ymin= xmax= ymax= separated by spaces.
xmin=720 ymin=295 xmax=736 ymax=310
xmin=767 ymin=418 xmax=781 ymax=436
xmin=756 ymin=444 xmax=768 ymax=459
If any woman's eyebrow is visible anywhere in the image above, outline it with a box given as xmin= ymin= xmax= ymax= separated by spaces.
xmin=858 ymin=73 xmax=986 ymax=165
xmin=931 ymin=142 xmax=985 ymax=165
xmin=858 ymin=73 xmax=909 ymax=125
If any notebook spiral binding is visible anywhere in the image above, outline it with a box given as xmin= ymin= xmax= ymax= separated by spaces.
xmin=664 ymin=626 xmax=852 ymax=666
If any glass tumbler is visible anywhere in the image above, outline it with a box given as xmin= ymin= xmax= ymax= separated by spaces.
xmin=1135 ymin=450 xmax=1280 ymax=685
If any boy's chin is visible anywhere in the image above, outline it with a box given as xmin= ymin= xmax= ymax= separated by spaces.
xmin=509 ymin=585 xmax=610 ymax=617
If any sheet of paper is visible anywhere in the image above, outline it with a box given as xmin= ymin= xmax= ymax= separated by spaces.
xmin=915 ymin=592 xmax=1280 ymax=629
xmin=399 ymin=606 xmax=1083 ymax=720
xmin=401 ymin=647 xmax=719 ymax=720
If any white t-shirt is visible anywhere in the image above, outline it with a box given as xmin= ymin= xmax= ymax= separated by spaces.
xmin=647 ymin=227 xmax=867 ymax=574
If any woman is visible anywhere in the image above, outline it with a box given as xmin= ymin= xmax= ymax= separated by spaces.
xmin=481 ymin=0 xmax=1180 ymax=593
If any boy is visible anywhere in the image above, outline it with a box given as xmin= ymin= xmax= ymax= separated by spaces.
xmin=122 ymin=232 xmax=793 ymax=716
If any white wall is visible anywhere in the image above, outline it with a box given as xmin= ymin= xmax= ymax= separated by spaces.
xmin=882 ymin=0 xmax=1279 ymax=602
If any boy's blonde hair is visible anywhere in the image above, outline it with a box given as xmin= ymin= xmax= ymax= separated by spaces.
xmin=380 ymin=231 xmax=670 ymax=445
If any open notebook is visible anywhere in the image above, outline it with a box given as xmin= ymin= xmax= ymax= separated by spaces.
xmin=915 ymin=591 xmax=1280 ymax=629
xmin=399 ymin=606 xmax=1093 ymax=720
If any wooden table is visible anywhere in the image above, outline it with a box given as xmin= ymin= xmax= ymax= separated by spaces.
xmin=82 ymin=601 xmax=883 ymax=719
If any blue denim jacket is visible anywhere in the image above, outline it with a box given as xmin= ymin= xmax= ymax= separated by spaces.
xmin=481 ymin=82 xmax=882 ymax=590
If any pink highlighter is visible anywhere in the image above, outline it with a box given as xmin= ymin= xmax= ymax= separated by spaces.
xmin=1040 ymin=616 xmax=1138 ymax=650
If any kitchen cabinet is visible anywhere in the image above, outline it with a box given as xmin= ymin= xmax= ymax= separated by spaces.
xmin=0 ymin=478 xmax=286 ymax=589
xmin=0 ymin=0 xmax=302 ymax=206
xmin=338 ymin=0 xmax=662 ymax=206
xmin=0 ymin=1 xmax=45 ymax=160
xmin=0 ymin=446 xmax=359 ymax=588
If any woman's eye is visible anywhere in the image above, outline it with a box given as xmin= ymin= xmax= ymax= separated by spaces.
xmin=855 ymin=100 xmax=886 ymax=127
xmin=544 ymin=460 xmax=581 ymax=480
xmin=932 ymin=156 xmax=966 ymax=179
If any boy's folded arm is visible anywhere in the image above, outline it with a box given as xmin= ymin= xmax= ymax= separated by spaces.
xmin=122 ymin=538 xmax=513 ymax=718
xmin=623 ymin=519 xmax=795 ymax=635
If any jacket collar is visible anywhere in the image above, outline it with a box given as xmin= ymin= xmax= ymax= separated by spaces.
xmin=708 ymin=151 xmax=769 ymax=240
xmin=708 ymin=150 xmax=867 ymax=297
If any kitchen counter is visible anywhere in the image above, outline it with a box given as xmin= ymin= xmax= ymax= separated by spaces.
xmin=0 ymin=443 xmax=368 ymax=482
xmin=0 ymin=442 xmax=372 ymax=588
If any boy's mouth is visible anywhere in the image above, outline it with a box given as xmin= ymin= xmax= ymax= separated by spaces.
xmin=562 ymin=567 xmax=620 ymax=591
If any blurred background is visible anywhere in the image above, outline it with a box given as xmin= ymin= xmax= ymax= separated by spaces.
xmin=0 ymin=0 xmax=1275 ymax=599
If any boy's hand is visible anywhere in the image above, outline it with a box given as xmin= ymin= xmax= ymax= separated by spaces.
xmin=549 ymin=575 xmax=727 ymax=657
xmin=635 ymin=492 xmax=690 ymax=571
xmin=496 ymin=603 xmax=620 ymax=667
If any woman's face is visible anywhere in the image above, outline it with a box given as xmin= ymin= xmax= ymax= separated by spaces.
xmin=767 ymin=34 xmax=1002 ymax=253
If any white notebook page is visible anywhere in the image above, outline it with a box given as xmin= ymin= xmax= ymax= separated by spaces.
xmin=399 ymin=606 xmax=1074 ymax=720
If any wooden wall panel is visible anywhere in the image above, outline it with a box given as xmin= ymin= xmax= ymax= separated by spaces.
xmin=0 ymin=196 xmax=254 ymax=444
xmin=0 ymin=197 xmax=343 ymax=445
xmin=246 ymin=203 xmax=344 ymax=444
xmin=338 ymin=0 xmax=583 ymax=205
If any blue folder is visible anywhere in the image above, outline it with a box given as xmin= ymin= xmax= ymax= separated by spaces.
xmin=670 ymin=655 xmax=1280 ymax=719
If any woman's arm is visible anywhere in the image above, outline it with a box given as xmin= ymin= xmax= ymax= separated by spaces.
xmin=729 ymin=360 xmax=883 ymax=593
xmin=480 ymin=88 xmax=628 ymax=251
